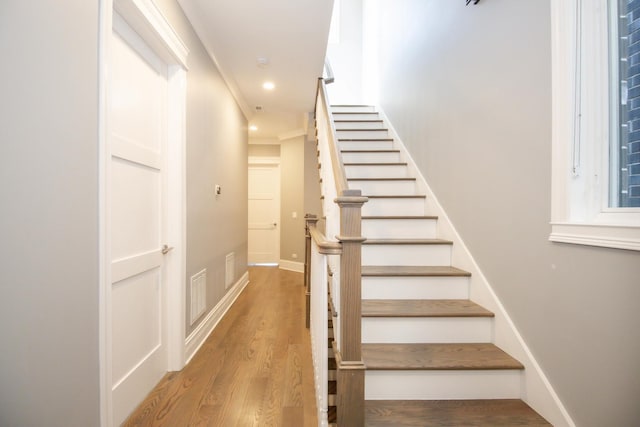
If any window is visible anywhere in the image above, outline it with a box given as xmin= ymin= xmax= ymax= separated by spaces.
xmin=611 ymin=0 xmax=640 ymax=208
xmin=550 ymin=0 xmax=640 ymax=251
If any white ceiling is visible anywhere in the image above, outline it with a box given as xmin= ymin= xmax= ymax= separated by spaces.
xmin=178 ymin=0 xmax=335 ymax=140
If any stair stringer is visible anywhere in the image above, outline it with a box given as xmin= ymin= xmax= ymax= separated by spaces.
xmin=375 ymin=107 xmax=576 ymax=427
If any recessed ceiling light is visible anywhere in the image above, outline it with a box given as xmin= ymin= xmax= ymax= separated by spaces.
xmin=262 ymin=81 xmax=275 ymax=90
xmin=249 ymin=125 xmax=258 ymax=131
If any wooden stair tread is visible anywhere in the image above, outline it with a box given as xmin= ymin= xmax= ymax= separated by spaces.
xmin=339 ymin=138 xmax=394 ymax=141
xmin=344 ymin=162 xmax=407 ymax=166
xmin=365 ymin=195 xmax=426 ymax=199
xmin=362 ymin=299 xmax=494 ymax=318
xmin=348 ymin=177 xmax=416 ymax=181
xmin=334 ymin=119 xmax=384 ymax=123
xmin=332 ymin=111 xmax=378 ymax=114
xmin=341 ymin=149 xmax=400 ymax=153
xmin=363 ymin=238 xmax=452 ymax=245
xmin=363 ymin=215 xmax=438 ymax=220
xmin=362 ymin=343 xmax=524 ymax=370
xmin=362 ymin=265 xmax=471 ymax=277
xmin=364 ymin=399 xmax=552 ymax=426
xmin=339 ymin=128 xmax=389 ymax=131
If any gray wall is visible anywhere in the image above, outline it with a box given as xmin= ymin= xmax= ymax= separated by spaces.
xmin=372 ymin=1 xmax=640 ymax=426
xmin=304 ymin=135 xmax=323 ymax=220
xmin=0 ymin=0 xmax=250 ymax=423
xmin=0 ymin=1 xmax=101 ymax=426
xmin=155 ymin=0 xmax=249 ymax=336
xmin=326 ymin=0 xmax=364 ymax=104
xmin=280 ymin=137 xmax=306 ymax=263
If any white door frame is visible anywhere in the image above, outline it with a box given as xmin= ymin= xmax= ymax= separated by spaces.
xmin=98 ymin=1 xmax=188 ymax=425
xmin=248 ymin=157 xmax=281 ymax=265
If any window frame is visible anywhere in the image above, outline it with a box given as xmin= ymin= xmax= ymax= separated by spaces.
xmin=550 ymin=0 xmax=640 ymax=251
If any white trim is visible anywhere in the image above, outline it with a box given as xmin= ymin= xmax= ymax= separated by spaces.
xmin=279 ymin=259 xmax=304 ymax=273
xmin=184 ymin=272 xmax=250 ymax=363
xmin=112 ymin=250 xmax=162 ymax=283
xmin=98 ymin=2 xmax=114 ymax=425
xmin=114 ymin=0 xmax=189 ymax=68
xmin=249 ymin=137 xmax=282 ymax=145
xmin=549 ymin=222 xmax=640 ymax=251
xmin=550 ymin=0 xmax=640 ymax=251
xmin=165 ymin=65 xmax=187 ymax=371
xmin=378 ymin=107 xmax=576 ymax=427
xmin=248 ymin=156 xmax=280 ymax=165
xmin=176 ymin=0 xmax=252 ymax=119
xmin=278 ymin=128 xmax=307 ymax=141
xmin=99 ymin=1 xmax=188 ymax=425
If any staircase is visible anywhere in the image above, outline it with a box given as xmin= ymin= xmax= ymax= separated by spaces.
xmin=328 ymin=105 xmax=552 ymax=426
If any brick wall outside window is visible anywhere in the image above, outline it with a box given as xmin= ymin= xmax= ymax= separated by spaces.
xmin=624 ymin=0 xmax=640 ymax=206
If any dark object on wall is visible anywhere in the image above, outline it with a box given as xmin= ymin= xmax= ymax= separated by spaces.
xmin=466 ymin=0 xmax=480 ymax=5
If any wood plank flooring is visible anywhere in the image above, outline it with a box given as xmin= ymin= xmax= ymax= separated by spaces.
xmin=123 ymin=266 xmax=317 ymax=427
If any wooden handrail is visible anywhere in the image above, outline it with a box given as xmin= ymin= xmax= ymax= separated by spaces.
xmin=324 ymin=58 xmax=335 ymax=84
xmin=316 ymin=78 xmax=349 ymax=196
xmin=309 ymin=225 xmax=342 ymax=255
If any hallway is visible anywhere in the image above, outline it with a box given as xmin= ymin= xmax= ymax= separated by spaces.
xmin=123 ymin=267 xmax=317 ymax=426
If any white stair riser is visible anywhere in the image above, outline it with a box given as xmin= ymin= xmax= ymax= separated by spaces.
xmin=363 ymin=244 xmax=452 ymax=266
xmin=331 ymin=106 xmax=376 ymax=113
xmin=334 ymin=121 xmax=385 ymax=130
xmin=332 ymin=113 xmax=380 ymax=120
xmin=362 ymin=198 xmax=426 ymax=216
xmin=350 ymin=180 xmax=417 ymax=196
xmin=337 ymin=130 xmax=389 ymax=139
xmin=341 ymin=152 xmax=401 ymax=163
xmin=365 ymin=370 xmax=522 ymax=400
xmin=362 ymin=218 xmax=437 ymax=239
xmin=345 ymin=165 xmax=410 ymax=178
xmin=362 ymin=276 xmax=470 ymax=300
xmin=339 ymin=140 xmax=394 ymax=150
xmin=362 ymin=317 xmax=492 ymax=344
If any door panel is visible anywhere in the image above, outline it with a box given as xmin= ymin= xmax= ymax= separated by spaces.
xmin=109 ymin=13 xmax=168 ymax=426
xmin=111 ymin=269 xmax=162 ymax=383
xmin=111 ymin=157 xmax=161 ymax=260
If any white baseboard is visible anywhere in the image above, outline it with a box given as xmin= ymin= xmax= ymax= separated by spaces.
xmin=184 ymin=271 xmax=249 ymax=363
xmin=279 ymin=259 xmax=304 ymax=273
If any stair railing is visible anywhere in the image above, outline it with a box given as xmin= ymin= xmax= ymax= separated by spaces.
xmin=305 ymin=77 xmax=367 ymax=426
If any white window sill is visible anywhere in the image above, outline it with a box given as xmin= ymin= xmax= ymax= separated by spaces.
xmin=550 ymin=222 xmax=640 ymax=251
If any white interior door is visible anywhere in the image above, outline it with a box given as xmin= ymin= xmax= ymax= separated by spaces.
xmin=109 ymin=13 xmax=169 ymax=425
xmin=248 ymin=163 xmax=280 ymax=264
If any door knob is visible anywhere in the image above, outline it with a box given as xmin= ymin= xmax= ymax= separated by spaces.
xmin=161 ymin=244 xmax=174 ymax=255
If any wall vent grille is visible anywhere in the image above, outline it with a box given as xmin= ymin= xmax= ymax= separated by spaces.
xmin=225 ymin=253 xmax=235 ymax=289
xmin=190 ymin=269 xmax=206 ymax=325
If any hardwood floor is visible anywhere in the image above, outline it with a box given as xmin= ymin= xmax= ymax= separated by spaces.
xmin=123 ymin=267 xmax=317 ymax=427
